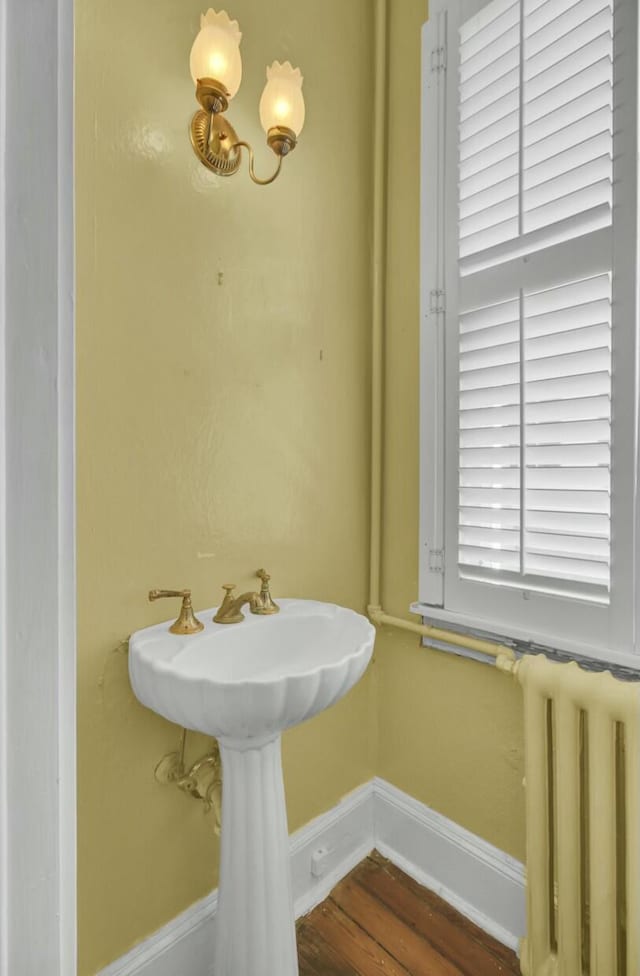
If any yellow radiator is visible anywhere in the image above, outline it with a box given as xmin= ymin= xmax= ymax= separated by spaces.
xmin=515 ymin=654 xmax=640 ymax=976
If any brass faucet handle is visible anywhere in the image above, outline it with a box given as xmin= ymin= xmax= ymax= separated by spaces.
xmin=252 ymin=569 xmax=280 ymax=616
xmin=149 ymin=588 xmax=190 ymax=600
xmin=148 ymin=589 xmax=205 ymax=636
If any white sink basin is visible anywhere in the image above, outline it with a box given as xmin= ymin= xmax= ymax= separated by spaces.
xmin=129 ymin=597 xmax=375 ymax=976
xmin=129 ymin=598 xmax=375 ymax=741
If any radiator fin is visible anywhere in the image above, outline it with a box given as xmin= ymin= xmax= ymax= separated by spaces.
xmin=523 ymin=683 xmax=553 ymax=968
xmin=588 ymin=707 xmax=616 ymax=974
xmin=555 ymin=696 xmax=582 ymax=971
xmin=615 ymin=723 xmax=626 ymax=976
xmin=624 ymin=713 xmax=639 ymax=976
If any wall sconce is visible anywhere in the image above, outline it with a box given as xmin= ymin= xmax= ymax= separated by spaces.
xmin=189 ymin=9 xmax=305 ymax=186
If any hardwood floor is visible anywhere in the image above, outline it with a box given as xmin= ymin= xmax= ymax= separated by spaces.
xmin=297 ymin=851 xmax=521 ymax=976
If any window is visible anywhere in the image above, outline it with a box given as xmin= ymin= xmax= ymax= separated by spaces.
xmin=419 ymin=0 xmax=639 ymax=665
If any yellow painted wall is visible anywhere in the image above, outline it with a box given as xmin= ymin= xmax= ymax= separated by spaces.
xmin=76 ymin=0 xmax=528 ymax=971
xmin=377 ymin=0 xmax=526 ymax=861
xmin=75 ymin=1 xmax=375 ymax=972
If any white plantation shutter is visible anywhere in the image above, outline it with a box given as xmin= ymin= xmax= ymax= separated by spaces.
xmin=459 ymin=0 xmax=613 ymax=274
xmin=523 ymin=274 xmax=611 ymax=591
xmin=456 ymin=0 xmax=613 ymax=602
xmin=420 ymin=0 xmax=638 ymax=661
xmin=459 ymin=295 xmax=522 ymax=575
xmin=458 ymin=0 xmax=521 ymax=261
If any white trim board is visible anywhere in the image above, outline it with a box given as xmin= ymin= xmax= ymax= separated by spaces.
xmin=372 ymin=778 xmax=525 ymax=950
xmin=0 ymin=0 xmax=76 ymax=974
xmin=0 ymin=3 xmax=8 ymax=968
xmin=98 ymin=778 xmax=525 ymax=976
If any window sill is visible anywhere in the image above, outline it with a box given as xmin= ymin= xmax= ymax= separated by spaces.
xmin=410 ymin=603 xmax=640 ymax=678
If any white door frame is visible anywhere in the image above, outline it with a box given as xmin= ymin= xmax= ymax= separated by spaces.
xmin=0 ymin=0 xmax=76 ymax=973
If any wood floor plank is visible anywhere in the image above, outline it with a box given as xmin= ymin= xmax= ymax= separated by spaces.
xmin=365 ymin=852 xmax=520 ymax=972
xmin=297 ymin=942 xmax=320 ymax=976
xmin=304 ymin=898 xmax=412 ymax=976
xmin=297 ymin=852 xmax=521 ymax=976
xmin=349 ymin=857 xmax=518 ymax=976
xmin=330 ymin=875 xmax=466 ymax=976
xmin=297 ymin=919 xmax=361 ymax=976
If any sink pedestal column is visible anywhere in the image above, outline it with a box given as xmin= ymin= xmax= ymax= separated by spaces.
xmin=215 ymin=734 xmax=298 ymax=976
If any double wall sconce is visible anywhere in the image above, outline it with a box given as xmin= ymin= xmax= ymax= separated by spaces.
xmin=189 ymin=9 xmax=305 ymax=186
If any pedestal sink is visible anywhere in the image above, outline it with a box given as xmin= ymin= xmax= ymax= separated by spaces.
xmin=129 ymin=598 xmax=375 ymax=976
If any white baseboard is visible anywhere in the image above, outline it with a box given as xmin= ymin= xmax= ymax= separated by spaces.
xmin=97 ymin=889 xmax=218 ymax=976
xmin=290 ymin=780 xmax=375 ymax=918
xmin=372 ymin=778 xmax=525 ymax=951
xmin=97 ymin=778 xmax=525 ymax=975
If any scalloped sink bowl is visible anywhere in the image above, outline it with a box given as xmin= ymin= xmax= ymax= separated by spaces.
xmin=129 ymin=598 xmax=375 ymax=741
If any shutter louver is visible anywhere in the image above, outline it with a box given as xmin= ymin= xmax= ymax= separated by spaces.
xmin=523 ymin=0 xmax=613 ymax=243
xmin=459 ymin=0 xmax=521 ymax=258
xmin=457 ymin=0 xmax=613 ymax=602
xmin=459 ymin=296 xmax=521 ymax=576
xmin=524 ymin=273 xmax=611 ymax=588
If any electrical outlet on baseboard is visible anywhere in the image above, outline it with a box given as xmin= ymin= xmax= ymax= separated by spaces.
xmin=310 ymin=847 xmax=330 ymax=878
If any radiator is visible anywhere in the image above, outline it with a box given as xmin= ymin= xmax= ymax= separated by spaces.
xmin=516 ymin=654 xmax=640 ymax=976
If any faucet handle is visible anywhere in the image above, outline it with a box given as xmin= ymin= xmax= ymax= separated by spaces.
xmin=252 ymin=569 xmax=280 ymax=616
xmin=222 ymin=583 xmax=236 ymax=594
xmin=148 ymin=589 xmax=204 ymax=635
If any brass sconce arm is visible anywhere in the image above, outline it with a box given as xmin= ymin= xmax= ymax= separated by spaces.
xmin=190 ymin=107 xmax=297 ymax=186
xmin=231 ymin=141 xmax=283 ymax=187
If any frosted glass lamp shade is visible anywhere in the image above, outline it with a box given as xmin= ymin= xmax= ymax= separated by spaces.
xmin=190 ymin=9 xmax=242 ymax=100
xmin=259 ymin=61 xmax=305 ymax=137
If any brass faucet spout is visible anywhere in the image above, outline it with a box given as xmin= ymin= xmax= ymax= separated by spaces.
xmin=213 ymin=571 xmax=280 ymax=624
xmin=213 ymin=584 xmax=260 ymax=624
xmin=234 ymin=591 xmax=261 ymax=611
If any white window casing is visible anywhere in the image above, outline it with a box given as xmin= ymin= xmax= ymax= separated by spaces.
xmin=420 ymin=8 xmax=448 ymax=605
xmin=1 ymin=0 xmax=76 ymax=972
xmin=419 ymin=0 xmax=639 ymax=665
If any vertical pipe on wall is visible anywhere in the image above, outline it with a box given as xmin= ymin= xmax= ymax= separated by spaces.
xmin=368 ymin=0 xmax=388 ymax=613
